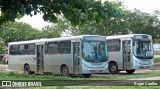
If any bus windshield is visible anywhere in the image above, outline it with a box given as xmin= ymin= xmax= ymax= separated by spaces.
xmin=82 ymin=41 xmax=108 ymax=62
xmin=134 ymin=40 xmax=153 ymax=59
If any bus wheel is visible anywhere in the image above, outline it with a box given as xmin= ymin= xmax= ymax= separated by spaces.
xmin=24 ymin=65 xmax=31 ymax=74
xmin=61 ymin=66 xmax=69 ymax=76
xmin=109 ymin=63 xmax=119 ymax=74
xmin=126 ymin=69 xmax=135 ymax=74
xmin=83 ymin=74 xmax=91 ymax=78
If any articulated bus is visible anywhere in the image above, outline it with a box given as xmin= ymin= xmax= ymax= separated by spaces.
xmin=106 ymin=34 xmax=154 ymax=74
xmin=8 ymin=35 xmax=108 ymax=77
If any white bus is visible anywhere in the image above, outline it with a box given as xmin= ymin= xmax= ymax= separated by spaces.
xmin=106 ymin=34 xmax=154 ymax=74
xmin=8 ymin=35 xmax=108 ymax=77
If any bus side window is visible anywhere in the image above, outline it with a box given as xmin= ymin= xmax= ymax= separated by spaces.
xmin=59 ymin=41 xmax=71 ymax=54
xmin=27 ymin=44 xmax=35 ymax=55
xmin=107 ymin=39 xmax=120 ymax=52
xmin=47 ymin=42 xmax=58 ymax=54
xmin=10 ymin=45 xmax=18 ymax=55
xmin=18 ymin=44 xmax=26 ymax=55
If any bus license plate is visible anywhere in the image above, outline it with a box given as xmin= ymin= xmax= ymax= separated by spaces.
xmin=143 ymin=66 xmax=148 ymax=69
xmin=95 ymin=70 xmax=100 ymax=73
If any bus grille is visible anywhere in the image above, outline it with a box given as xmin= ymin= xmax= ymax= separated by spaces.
xmin=90 ymin=62 xmax=103 ymax=65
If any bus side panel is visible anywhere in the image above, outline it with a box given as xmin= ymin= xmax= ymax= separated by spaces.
xmin=43 ymin=54 xmax=73 ymax=74
xmin=8 ymin=55 xmax=37 ymax=71
xmin=108 ymin=51 xmax=123 ymax=70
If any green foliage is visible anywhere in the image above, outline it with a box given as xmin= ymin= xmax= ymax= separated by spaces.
xmin=1 ymin=71 xmax=160 ymax=80
xmin=78 ymin=9 xmax=160 ymax=38
xmin=0 ymin=38 xmax=5 ymax=53
xmin=0 ymin=0 xmax=124 ymax=25
xmin=41 ymin=25 xmax=61 ymax=38
xmin=0 ymin=22 xmax=61 ymax=45
xmin=123 ymin=9 xmax=160 ymax=41
xmin=58 ymin=8 xmax=160 ymax=41
xmin=0 ymin=22 xmax=40 ymax=45
xmin=1 ymin=1 xmax=160 ymax=44
xmin=34 ymin=86 xmax=160 ymax=89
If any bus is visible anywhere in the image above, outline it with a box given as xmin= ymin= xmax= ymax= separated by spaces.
xmin=8 ymin=35 xmax=108 ymax=77
xmin=106 ymin=34 xmax=154 ymax=74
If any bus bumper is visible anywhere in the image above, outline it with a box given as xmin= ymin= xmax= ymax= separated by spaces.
xmin=81 ymin=64 xmax=108 ymax=74
xmin=133 ymin=59 xmax=154 ymax=69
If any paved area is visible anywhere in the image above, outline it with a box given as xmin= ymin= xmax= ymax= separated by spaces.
xmin=0 ymin=64 xmax=20 ymax=73
xmin=129 ymin=76 xmax=160 ymax=80
xmin=0 ymin=64 xmax=8 ymax=71
xmin=154 ymin=55 xmax=160 ymax=58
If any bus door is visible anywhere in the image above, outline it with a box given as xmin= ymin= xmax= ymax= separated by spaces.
xmin=36 ymin=44 xmax=44 ymax=73
xmin=73 ymin=42 xmax=80 ymax=74
xmin=122 ymin=40 xmax=131 ymax=70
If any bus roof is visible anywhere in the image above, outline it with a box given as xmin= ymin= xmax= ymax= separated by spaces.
xmin=106 ymin=34 xmax=151 ymax=40
xmin=8 ymin=35 xmax=105 ymax=45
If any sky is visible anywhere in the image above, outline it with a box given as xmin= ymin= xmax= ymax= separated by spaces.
xmin=16 ymin=0 xmax=160 ymax=29
xmin=16 ymin=13 xmax=52 ymax=30
xmin=120 ymin=0 xmax=160 ymax=13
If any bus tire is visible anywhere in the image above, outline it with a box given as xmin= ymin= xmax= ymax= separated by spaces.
xmin=126 ymin=69 xmax=135 ymax=74
xmin=61 ymin=66 xmax=69 ymax=76
xmin=24 ymin=65 xmax=31 ymax=74
xmin=83 ymin=74 xmax=91 ymax=78
xmin=109 ymin=63 xmax=119 ymax=74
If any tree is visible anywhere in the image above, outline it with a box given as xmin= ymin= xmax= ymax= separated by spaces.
xmin=41 ymin=25 xmax=61 ymax=38
xmin=50 ymin=8 xmax=160 ymax=43
xmin=42 ymin=1 xmax=125 ymax=36
xmin=0 ymin=21 xmax=63 ymax=47
xmin=76 ymin=9 xmax=160 ymax=41
xmin=122 ymin=9 xmax=160 ymax=42
xmin=0 ymin=22 xmax=41 ymax=45
xmin=0 ymin=38 xmax=4 ymax=54
xmin=0 ymin=0 xmax=124 ymax=25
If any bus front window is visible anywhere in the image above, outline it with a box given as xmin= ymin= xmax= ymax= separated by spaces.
xmin=134 ymin=40 xmax=153 ymax=58
xmin=82 ymin=41 xmax=107 ymax=62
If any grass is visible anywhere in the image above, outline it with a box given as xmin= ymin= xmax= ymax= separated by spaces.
xmin=153 ymin=50 xmax=160 ymax=63
xmin=154 ymin=50 xmax=160 ymax=55
xmin=32 ymin=86 xmax=160 ymax=89
xmin=1 ymin=72 xmax=160 ymax=89
xmin=0 ymin=71 xmax=160 ymax=80
xmin=154 ymin=58 xmax=160 ymax=63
